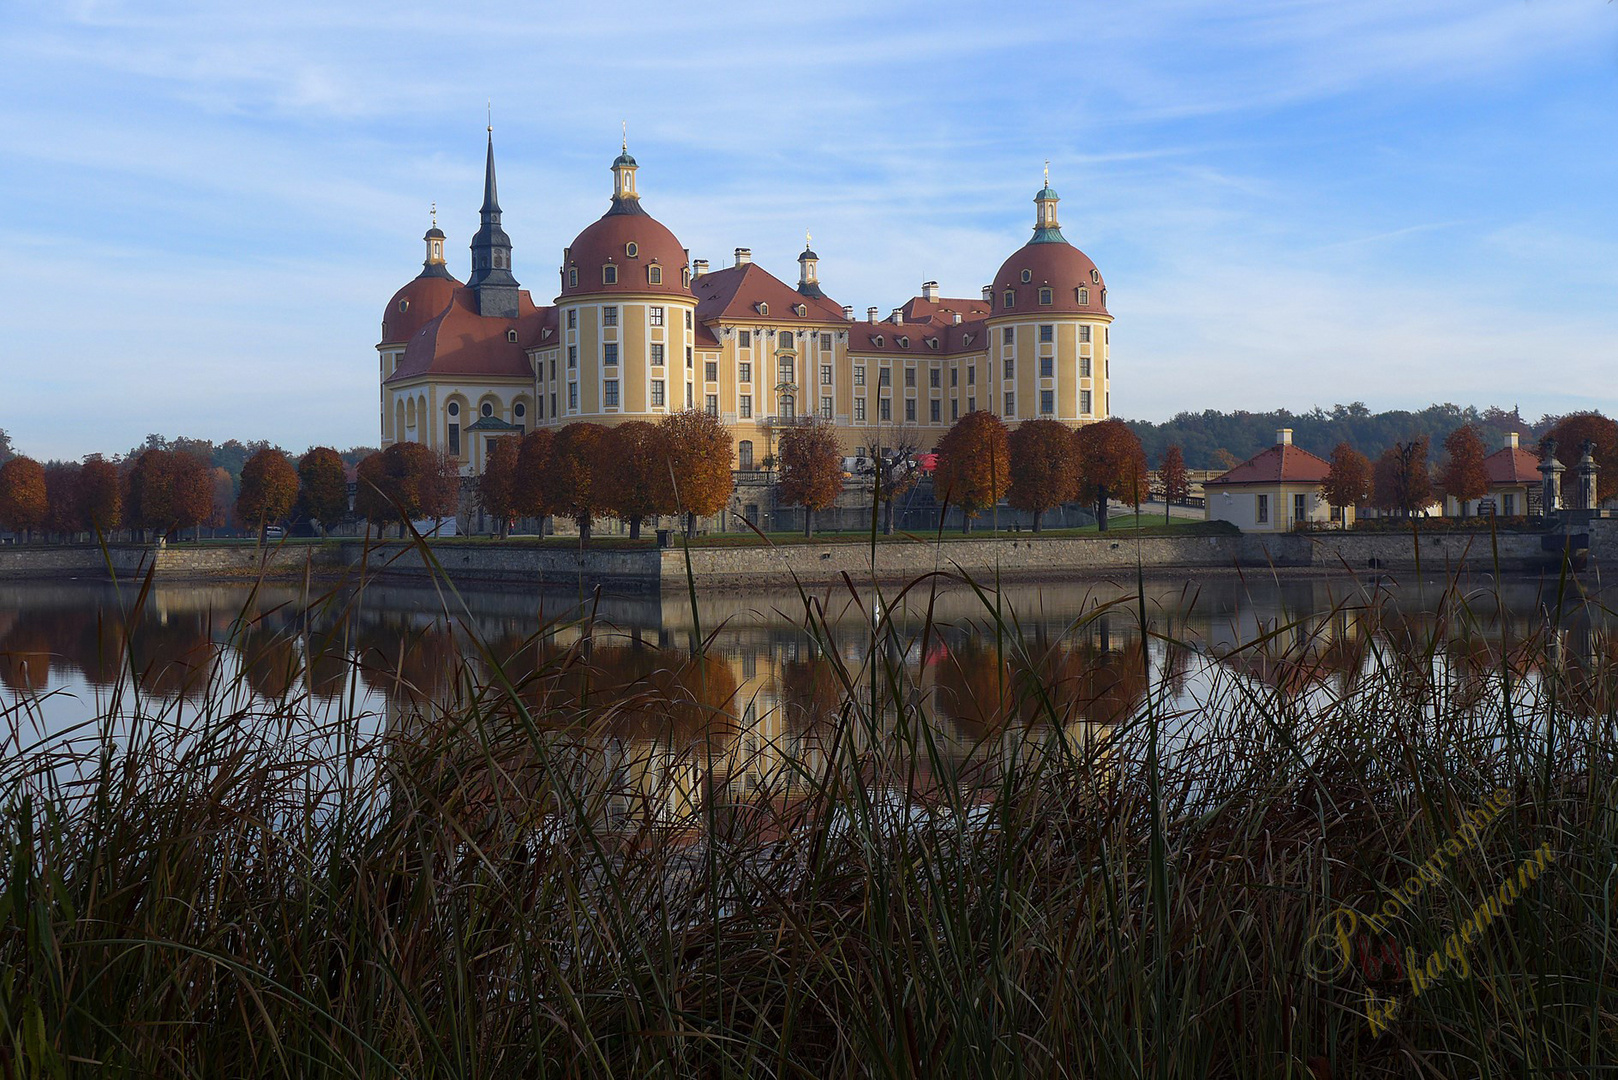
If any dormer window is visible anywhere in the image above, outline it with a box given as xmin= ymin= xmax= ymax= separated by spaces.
xmin=568 ymin=268 xmax=578 ymax=288
xmin=927 ymin=338 xmax=939 ymax=350
xmin=682 ymin=268 xmax=691 ymax=287
xmin=757 ymin=302 xmax=769 ymax=315
xmin=1020 ymin=269 xmax=1032 ymax=283
xmin=1039 ymin=287 xmax=1053 ymax=305
xmin=602 ymin=265 xmax=618 ymax=285
xmin=648 ymin=264 xmax=662 ymax=285
xmin=963 ymin=333 xmax=974 ymax=346
xmin=626 ymin=241 xmax=639 ymax=257
xmin=1091 ymin=269 xmax=1100 ymax=284
xmin=897 ymin=335 xmax=909 ymax=348
xmin=507 ymin=329 xmax=518 ymax=343
xmin=794 ymin=304 xmax=807 ymax=317
xmin=873 ymin=335 xmax=884 ymax=347
xmin=1003 ymin=290 xmax=1015 ymax=308
xmin=1101 ymin=289 xmax=1107 ymax=306
xmin=1078 ymin=287 xmax=1089 ymax=304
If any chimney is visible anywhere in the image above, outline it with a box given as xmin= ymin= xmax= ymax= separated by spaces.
xmin=981 ymin=285 xmax=993 ymax=302
xmin=842 ymin=305 xmax=854 ymax=320
xmin=1277 ymin=428 xmax=1293 ymax=447
xmin=892 ymin=310 xmax=904 ymax=324
xmin=867 ymin=307 xmax=879 ymax=323
xmin=952 ymin=312 xmax=962 ymax=325
xmin=922 ymin=280 xmax=939 ymax=302
xmin=692 ymin=258 xmax=709 ymax=277
xmin=734 ymin=247 xmax=752 ymax=266
xmin=1506 ymin=431 xmax=1520 ymax=450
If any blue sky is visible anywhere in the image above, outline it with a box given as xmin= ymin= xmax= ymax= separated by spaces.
xmin=2 ymin=0 xmax=1615 ymax=460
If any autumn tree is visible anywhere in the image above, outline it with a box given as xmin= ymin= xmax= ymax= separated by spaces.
xmin=297 ymin=446 xmax=349 ymax=534
xmin=237 ymin=448 xmax=299 ymax=537
xmin=1007 ymin=418 xmax=1079 ymax=532
xmin=602 ymin=421 xmax=664 ymax=540
xmin=207 ymin=467 xmax=236 ymax=537
xmin=657 ymin=409 xmax=734 ymax=537
xmin=934 ymin=411 xmax=1011 ymax=533
xmin=124 ymin=449 xmax=212 ymax=540
xmin=1545 ymin=413 xmax=1618 ymax=503
xmin=1437 ymin=424 xmax=1490 ymax=516
xmin=777 ymin=421 xmax=845 ymax=538
xmin=1321 ymin=442 xmax=1371 ymax=522
xmin=353 ymin=442 xmax=455 ymax=537
xmin=43 ymin=463 xmax=83 ymax=539
xmin=477 ymin=435 xmax=522 ymax=538
xmin=542 ymin=423 xmax=609 ymax=545
xmin=1076 ymin=419 xmax=1149 ymax=532
xmin=514 ymin=429 xmax=556 ymax=524
xmin=1158 ymin=445 xmax=1190 ymax=525
xmin=0 ymin=457 xmax=48 ymax=542
xmin=861 ymin=437 xmax=922 ymax=536
xmin=1371 ymin=438 xmax=1433 ymax=518
xmin=0 ymin=429 xmax=13 ymax=467
xmin=77 ymin=457 xmax=121 ymax=536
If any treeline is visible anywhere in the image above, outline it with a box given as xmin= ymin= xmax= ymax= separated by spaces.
xmin=1124 ymin=403 xmax=1549 ymax=470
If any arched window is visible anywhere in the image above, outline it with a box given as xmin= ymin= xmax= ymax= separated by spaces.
xmin=1101 ymin=289 xmax=1107 ymax=306
xmin=738 ymin=440 xmax=754 ymax=469
xmin=778 ymin=331 xmax=793 ymax=348
xmin=1078 ymin=287 xmax=1089 ymax=305
xmin=507 ymin=329 xmax=518 ymax=342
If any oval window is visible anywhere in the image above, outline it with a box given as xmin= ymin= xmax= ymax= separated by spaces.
xmin=514 ymin=402 xmax=526 ymax=418
xmin=1091 ymin=269 xmax=1100 ymax=283
xmin=1020 ymin=269 xmax=1032 ymax=283
xmin=447 ymin=402 xmax=459 ymax=417
xmin=626 ymin=241 xmax=639 ymax=257
xmin=481 ymin=402 xmax=494 ymax=418
xmin=398 ymin=299 xmax=409 ymax=312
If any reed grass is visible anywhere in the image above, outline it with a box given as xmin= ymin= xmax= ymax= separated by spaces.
xmin=2 ymin=542 xmax=1617 ymax=1078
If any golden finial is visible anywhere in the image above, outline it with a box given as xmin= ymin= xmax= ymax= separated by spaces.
xmin=805 ymin=229 xmax=812 ymax=250
xmin=1044 ymin=159 xmax=1050 ymax=187
xmin=622 ymin=120 xmax=627 ymax=152
xmin=430 ymin=201 xmax=437 ymax=227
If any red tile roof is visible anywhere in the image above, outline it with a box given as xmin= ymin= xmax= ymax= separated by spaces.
xmin=1484 ymin=446 xmax=1540 ymax=485
xmin=1205 ymin=442 xmax=1332 ymax=486
xmin=895 ymin=295 xmax=992 ymax=326
xmin=693 ymin=262 xmax=847 ymax=324
xmin=387 ymin=286 xmax=549 ymax=384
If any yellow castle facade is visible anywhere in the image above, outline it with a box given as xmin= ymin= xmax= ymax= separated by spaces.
xmin=378 ymin=136 xmax=1113 ymax=472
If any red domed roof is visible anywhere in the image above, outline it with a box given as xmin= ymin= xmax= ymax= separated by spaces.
xmin=991 ymin=241 xmax=1108 ymax=318
xmin=381 ymin=273 xmax=461 ymax=344
xmin=561 ymin=210 xmax=691 ymax=300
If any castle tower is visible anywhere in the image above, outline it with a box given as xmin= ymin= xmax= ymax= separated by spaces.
xmin=420 ymin=205 xmax=453 ymax=279
xmin=1031 ymin=162 xmax=1065 ymax=244
xmin=467 ymin=129 xmax=520 ymax=318
xmin=797 ymin=233 xmax=824 ymax=298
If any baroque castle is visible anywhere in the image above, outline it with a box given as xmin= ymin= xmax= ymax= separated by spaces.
xmin=378 ymin=134 xmax=1113 ymax=473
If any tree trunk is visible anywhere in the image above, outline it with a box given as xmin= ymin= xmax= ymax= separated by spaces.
xmin=1166 ymin=496 xmax=1172 ymax=525
xmin=629 ymin=516 xmax=642 ymax=540
xmin=883 ymin=500 xmax=895 ymax=536
xmin=1096 ymin=491 xmax=1110 ymax=532
xmin=804 ymin=508 xmax=814 ymax=538
xmin=1032 ymin=510 xmax=1043 ymax=533
xmin=577 ymin=514 xmax=592 ymax=547
xmin=961 ymin=512 xmax=971 ymax=535
xmin=685 ymin=511 xmax=696 ymax=538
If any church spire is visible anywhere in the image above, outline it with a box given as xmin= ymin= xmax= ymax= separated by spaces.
xmin=1030 ymin=163 xmax=1066 ymax=244
xmin=608 ymin=131 xmax=645 ymax=216
xmin=468 ymin=124 xmax=520 ymax=317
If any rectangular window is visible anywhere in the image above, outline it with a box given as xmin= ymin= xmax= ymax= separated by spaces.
xmin=951 ymin=400 xmax=959 ymax=421
xmin=1257 ymin=494 xmax=1269 ymax=524
xmin=650 ymin=306 xmax=665 ymax=327
xmin=568 ymin=345 xmax=577 ymax=369
xmin=967 ymin=364 xmax=976 ymax=386
xmin=854 ymin=398 xmax=867 ymax=421
xmin=968 ymin=397 xmax=976 ymax=412
xmin=568 ymin=382 xmax=579 ymax=410
xmin=706 ymin=361 xmax=718 ymax=382
xmin=448 ymin=423 xmax=460 ymax=456
xmin=1081 ymin=357 xmax=1091 ymax=378
xmin=685 ymin=382 xmax=693 ymax=409
xmin=780 ymin=358 xmax=794 ymax=383
xmin=880 ymin=398 xmax=891 ymax=421
xmin=550 ymin=392 xmax=557 ymax=415
xmin=650 ymin=343 xmax=664 ymax=365
xmin=739 ymin=330 xmax=751 ymax=347
xmin=604 ymin=380 xmax=619 ymax=408
xmin=739 ymin=362 xmax=752 ymax=383
xmin=1039 ymin=324 xmax=1053 ymax=343
xmin=1003 ymin=327 xmax=1014 ymax=345
xmin=603 ymin=343 xmax=617 ymax=366
xmin=1004 ymin=358 xmax=1014 ymax=380
xmin=820 ymin=333 xmax=832 ymax=350
xmin=929 ymin=368 xmax=940 ymax=388
xmin=603 ymin=306 xmax=617 ymax=326
xmin=739 ymin=394 xmax=752 ymax=418
xmin=879 ymin=368 xmax=891 ymax=387
xmin=602 ymin=265 xmax=617 ymax=285
xmin=651 ymin=380 xmax=665 ymax=407
xmin=1039 ymin=288 xmax=1053 ymax=305
xmin=821 ymin=364 xmax=832 ymax=385
xmin=567 ymin=309 xmax=577 ymax=330
xmin=1503 ymin=494 xmax=1516 ymax=516
xmin=1004 ymin=392 xmax=1015 ymax=416
xmin=1040 ymin=356 xmax=1053 ymax=378
xmin=1294 ymin=493 xmax=1307 ymax=523
xmin=1081 ymin=390 xmax=1091 ymax=414
xmin=821 ymin=396 xmax=832 ymax=419
xmin=930 ymin=400 xmax=941 ymax=423
xmin=781 ymin=397 xmax=795 ymax=419
xmin=853 ymin=366 xmax=865 ymax=386
xmin=1331 ymin=504 xmax=1342 ymax=522
xmin=1080 ymin=325 xmax=1092 ymax=342
xmin=550 ymin=358 xmax=556 ymax=379
xmin=905 ymin=367 xmax=916 ymax=388
xmin=1040 ymin=389 xmax=1054 ymax=415
xmin=706 ymin=394 xmax=719 ymax=416
xmin=685 ymin=346 xmax=693 ymax=364
xmin=950 ymin=368 xmax=958 ymax=388
xmin=685 ymin=309 xmax=693 ymax=329
xmin=905 ymin=399 xmax=916 ymax=422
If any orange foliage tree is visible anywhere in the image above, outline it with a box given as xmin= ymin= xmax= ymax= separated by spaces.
xmin=297 ymin=446 xmax=349 ymax=534
xmin=124 ymin=449 xmax=212 ymax=541
xmin=77 ymin=457 xmax=121 ymax=536
xmin=777 ymin=421 xmax=845 ymax=538
xmin=657 ymin=409 xmax=733 ymax=537
xmin=935 ymin=411 xmax=1011 ymax=533
xmin=207 ymin=467 xmax=236 ymax=537
xmin=1321 ymin=442 xmax=1371 ymax=521
xmin=1371 ymin=438 xmax=1433 ymax=517
xmin=1158 ymin=445 xmax=1190 ymax=524
xmin=514 ymin=429 xmax=556 ymax=523
xmin=353 ymin=442 xmax=457 ymax=537
xmin=1007 ymin=418 xmax=1079 ymax=532
xmin=1076 ymin=419 xmax=1149 ymax=532
xmin=863 ymin=436 xmax=922 ymax=536
xmin=602 ymin=420 xmax=665 ymax=540
xmin=541 ymin=423 xmax=609 ymax=545
xmin=477 ymin=435 xmax=522 ymax=538
xmin=43 ymin=463 xmax=82 ymax=539
xmin=0 ymin=457 xmax=48 ymax=542
xmin=237 ymin=448 xmax=299 ymax=535
xmin=1545 ymin=413 xmax=1618 ymax=503
xmin=1437 ymin=424 xmax=1490 ymax=516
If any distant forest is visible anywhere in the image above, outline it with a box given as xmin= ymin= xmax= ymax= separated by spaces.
xmin=1122 ymin=403 xmax=1580 ymax=470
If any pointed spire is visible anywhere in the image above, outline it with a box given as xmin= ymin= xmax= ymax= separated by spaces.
xmin=480 ymin=129 xmax=500 ymax=216
xmin=468 ymin=124 xmax=518 ymax=315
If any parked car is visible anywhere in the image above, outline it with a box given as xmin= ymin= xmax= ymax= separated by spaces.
xmin=263 ymin=526 xmax=286 ymax=540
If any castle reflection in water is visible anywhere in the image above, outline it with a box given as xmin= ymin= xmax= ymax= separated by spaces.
xmin=3 ymin=574 xmax=1612 ymax=820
